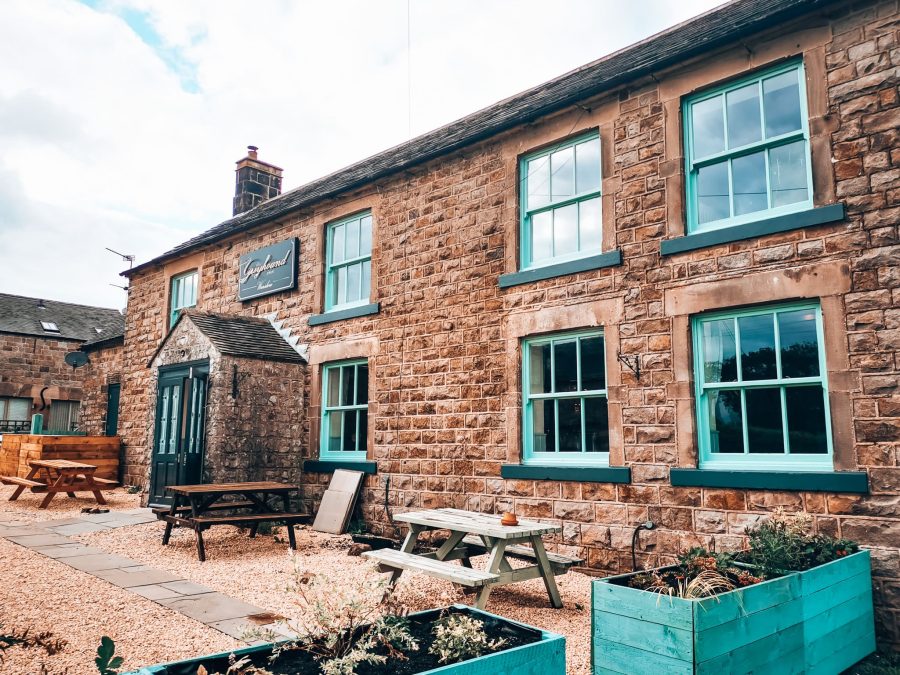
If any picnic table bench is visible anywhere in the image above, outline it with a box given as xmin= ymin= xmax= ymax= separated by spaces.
xmin=155 ymin=482 xmax=310 ymax=561
xmin=363 ymin=508 xmax=582 ymax=610
xmin=1 ymin=459 xmax=116 ymax=509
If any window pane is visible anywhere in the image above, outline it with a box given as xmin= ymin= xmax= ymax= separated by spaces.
xmin=529 ymin=342 xmax=552 ymax=395
xmin=7 ymin=398 xmax=30 ymax=421
xmin=346 ymin=218 xmax=360 ymax=259
xmin=786 ymin=386 xmax=828 ymax=454
xmin=331 ymin=224 xmax=345 ymax=263
xmin=527 ymin=156 xmax=551 ymax=209
xmin=578 ymin=197 xmax=602 ymax=251
xmin=702 ymin=318 xmax=737 ymax=383
xmin=697 ymin=161 xmax=730 ymax=224
xmin=361 ymin=260 xmax=371 ymax=301
xmin=575 ymin=138 xmax=601 ymax=194
xmin=530 ymin=211 xmax=553 ymax=262
xmin=580 ymin=336 xmax=606 ymax=391
xmin=360 ymin=215 xmax=372 ymax=255
xmin=557 ymin=398 xmax=581 ymax=452
xmin=550 ymin=146 xmax=575 ymax=200
xmin=732 ymin=151 xmax=768 ymax=216
xmin=553 ymin=203 xmax=578 ymax=257
xmin=326 ymin=367 xmax=341 ymax=407
xmin=327 ymin=411 xmax=343 ymax=452
xmin=769 ymin=140 xmax=808 ymax=207
xmin=531 ymin=400 xmax=555 ymax=453
xmin=584 ymin=397 xmax=609 ymax=453
xmin=779 ymin=309 xmax=820 ymax=378
xmin=347 ymin=263 xmax=361 ymax=303
xmin=341 ymin=366 xmax=355 ymax=406
xmin=358 ymin=410 xmax=368 ymax=453
xmin=708 ymin=390 xmax=744 ymax=453
xmin=356 ymin=365 xmax=369 ymax=405
xmin=763 ymin=69 xmax=802 ymax=138
xmin=746 ymin=387 xmax=785 ymax=453
xmin=342 ymin=410 xmax=357 ymax=452
xmin=336 ymin=266 xmax=347 ymax=305
xmin=726 ymin=82 xmax=762 ymax=149
xmin=553 ymin=340 xmax=578 ymax=393
xmin=692 ymin=95 xmax=725 ymax=159
xmin=739 ymin=313 xmax=777 ymax=380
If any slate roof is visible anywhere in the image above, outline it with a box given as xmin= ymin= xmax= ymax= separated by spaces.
xmin=0 ymin=293 xmax=125 ymax=342
xmin=153 ymin=311 xmax=306 ymax=365
xmin=124 ymin=0 xmax=837 ymax=277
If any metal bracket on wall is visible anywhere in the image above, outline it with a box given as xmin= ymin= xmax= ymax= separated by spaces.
xmin=616 ymin=352 xmax=641 ymax=380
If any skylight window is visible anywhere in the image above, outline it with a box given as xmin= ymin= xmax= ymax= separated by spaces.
xmin=41 ymin=321 xmax=60 ymax=333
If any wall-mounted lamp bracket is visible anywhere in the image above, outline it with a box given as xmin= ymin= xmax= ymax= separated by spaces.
xmin=616 ymin=352 xmax=641 ymax=380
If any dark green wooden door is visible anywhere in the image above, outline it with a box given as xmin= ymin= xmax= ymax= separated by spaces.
xmin=105 ymin=383 xmax=121 ymax=436
xmin=149 ymin=364 xmax=208 ymax=506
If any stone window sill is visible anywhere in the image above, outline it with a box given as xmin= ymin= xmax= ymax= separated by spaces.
xmin=501 ymin=464 xmax=630 ymax=483
xmin=498 ymin=250 xmax=623 ymax=289
xmin=303 ymin=459 xmax=377 ymax=475
xmin=308 ymin=303 xmax=379 ymax=326
xmin=670 ymin=468 xmax=868 ymax=493
xmin=659 ymin=203 xmax=845 ymax=256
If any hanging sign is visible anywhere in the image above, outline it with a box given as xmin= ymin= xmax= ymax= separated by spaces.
xmin=237 ymin=238 xmax=298 ymax=301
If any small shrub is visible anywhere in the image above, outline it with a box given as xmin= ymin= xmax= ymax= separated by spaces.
xmin=0 ymin=623 xmax=66 ymax=662
xmin=428 ymin=612 xmax=506 ymax=665
xmin=125 ymin=485 xmax=142 ymax=495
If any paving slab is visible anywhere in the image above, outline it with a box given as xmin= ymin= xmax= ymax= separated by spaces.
xmin=0 ymin=525 xmax=51 ymax=537
xmin=159 ymin=593 xmax=265 ymax=624
xmin=47 ymin=521 xmax=112 ymax=535
xmin=130 ymin=583 xmax=187 ymax=601
xmin=63 ymin=552 xmax=139 ymax=572
xmin=32 ymin=543 xmax=108 ymax=559
xmin=43 ymin=517 xmax=92 ymax=526
xmin=209 ymin=618 xmax=297 ymax=643
xmin=93 ymin=565 xmax=182 ymax=588
xmin=6 ymin=532 xmax=74 ymax=547
xmin=159 ymin=580 xmax=214 ymax=596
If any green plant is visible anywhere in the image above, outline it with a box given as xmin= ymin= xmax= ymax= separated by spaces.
xmin=196 ymin=654 xmax=274 ymax=674
xmin=125 ymin=484 xmax=142 ymax=495
xmin=95 ymin=636 xmax=123 ymax=675
xmin=0 ymin=624 xmax=66 ymax=662
xmin=346 ymin=519 xmax=367 ymax=535
xmin=428 ymin=612 xmax=506 ymax=664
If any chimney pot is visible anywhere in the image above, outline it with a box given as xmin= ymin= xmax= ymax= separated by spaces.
xmin=233 ymin=146 xmax=283 ymax=216
xmin=248 ymin=145 xmax=258 ymax=159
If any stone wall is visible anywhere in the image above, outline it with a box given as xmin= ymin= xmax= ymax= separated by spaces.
xmin=79 ymin=341 xmax=124 ymax=436
xmin=120 ymin=1 xmax=900 ymax=644
xmin=0 ymin=332 xmax=86 ymax=416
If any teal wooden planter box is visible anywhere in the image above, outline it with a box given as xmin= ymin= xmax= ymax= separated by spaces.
xmin=592 ymin=551 xmax=874 ymax=675
xmin=124 ymin=605 xmax=565 ymax=675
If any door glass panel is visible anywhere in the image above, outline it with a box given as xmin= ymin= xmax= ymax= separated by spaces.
xmin=708 ymin=390 xmax=744 ymax=453
xmin=769 ymin=140 xmax=808 ymax=207
xmin=785 ymin=386 xmax=828 ymax=454
xmin=763 ymin=69 xmax=802 ymax=138
xmin=584 ymin=397 xmax=609 ymax=453
xmin=158 ymin=389 xmax=169 ymax=453
xmin=529 ymin=342 xmax=552 ymax=395
xmin=557 ymin=398 xmax=581 ymax=452
xmin=578 ymin=197 xmax=601 ymax=251
xmin=168 ymin=386 xmax=180 ymax=453
xmin=779 ymin=309 xmax=820 ymax=378
xmin=746 ymin=387 xmax=784 ymax=453
xmin=732 ymin=151 xmax=767 ymax=216
xmin=575 ymin=138 xmax=601 ymax=194
xmin=580 ymin=336 xmax=605 ymax=391
xmin=527 ymin=156 xmax=551 ymax=209
xmin=531 ymin=400 xmax=555 ymax=453
xmin=530 ymin=211 xmax=553 ymax=262
xmin=702 ymin=319 xmax=737 ymax=383
xmin=553 ymin=203 xmax=578 ymax=257
xmin=692 ymin=95 xmax=725 ymax=159
xmin=553 ymin=340 xmax=578 ymax=393
xmin=550 ymin=146 xmax=575 ymax=200
xmin=739 ymin=314 xmax=777 ymax=380
xmin=697 ymin=161 xmax=730 ymax=224
xmin=726 ymin=82 xmax=762 ymax=149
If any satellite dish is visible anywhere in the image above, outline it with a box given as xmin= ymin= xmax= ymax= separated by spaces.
xmin=65 ymin=351 xmax=90 ymax=368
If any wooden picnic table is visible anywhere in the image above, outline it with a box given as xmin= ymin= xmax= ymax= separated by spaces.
xmin=363 ymin=507 xmax=581 ymax=610
xmin=0 ymin=459 xmax=116 ymax=509
xmin=155 ymin=481 xmax=310 ymax=562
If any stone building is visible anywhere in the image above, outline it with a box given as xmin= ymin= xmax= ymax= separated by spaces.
xmin=119 ymin=0 xmax=900 ymax=644
xmin=0 ymin=293 xmax=125 ymax=436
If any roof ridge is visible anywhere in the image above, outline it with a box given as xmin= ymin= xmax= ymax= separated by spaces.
xmin=0 ymin=292 xmax=122 ymax=314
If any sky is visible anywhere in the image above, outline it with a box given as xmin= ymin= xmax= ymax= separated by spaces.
xmin=0 ymin=0 xmax=724 ymax=310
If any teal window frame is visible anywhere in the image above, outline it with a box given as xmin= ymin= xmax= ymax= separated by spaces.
xmin=519 ymin=131 xmax=603 ymax=270
xmin=320 ymin=360 xmax=369 ymax=462
xmin=522 ymin=329 xmax=609 ymax=466
xmin=169 ymin=270 xmax=198 ymax=328
xmin=325 ymin=211 xmax=373 ymax=313
xmin=683 ymin=60 xmax=814 ymax=234
xmin=692 ymin=301 xmax=834 ymax=472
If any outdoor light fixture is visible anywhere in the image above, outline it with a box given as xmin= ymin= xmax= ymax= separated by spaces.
xmin=631 ymin=520 xmax=656 ymax=571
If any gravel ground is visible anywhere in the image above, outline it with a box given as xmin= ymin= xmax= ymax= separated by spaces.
xmin=77 ymin=523 xmax=594 ymax=675
xmin=0 ymin=536 xmax=240 ymax=675
xmin=0 ymin=486 xmax=141 ymax=523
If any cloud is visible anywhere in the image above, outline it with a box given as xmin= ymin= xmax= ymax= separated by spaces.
xmin=0 ymin=0 xmax=723 ymax=307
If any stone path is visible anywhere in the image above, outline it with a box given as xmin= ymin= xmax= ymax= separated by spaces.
xmin=0 ymin=509 xmax=286 ymax=641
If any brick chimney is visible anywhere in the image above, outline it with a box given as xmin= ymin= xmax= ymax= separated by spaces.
xmin=233 ymin=146 xmax=283 ymax=216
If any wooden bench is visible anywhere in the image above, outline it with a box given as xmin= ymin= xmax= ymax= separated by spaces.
xmin=363 ymin=548 xmax=499 ymax=587
xmin=151 ymin=500 xmax=256 ymax=516
xmin=461 ymin=535 xmax=583 ymax=573
xmin=0 ymin=476 xmax=45 ymax=489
